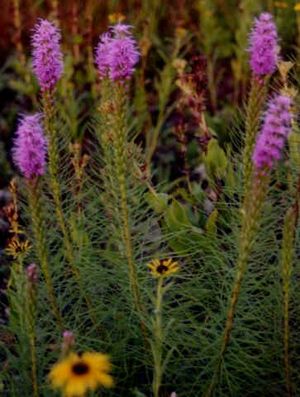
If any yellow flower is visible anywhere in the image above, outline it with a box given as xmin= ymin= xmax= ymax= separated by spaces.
xmin=48 ymin=352 xmax=113 ymax=397
xmin=5 ymin=237 xmax=31 ymax=259
xmin=295 ymin=3 xmax=300 ymax=11
xmin=148 ymin=258 xmax=180 ymax=278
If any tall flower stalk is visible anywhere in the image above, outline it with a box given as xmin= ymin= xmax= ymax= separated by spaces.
xmin=31 ymin=21 xmax=65 ymax=251
xmin=27 ymin=175 xmax=64 ymax=330
xmin=152 ymin=277 xmax=164 ymax=397
xmin=95 ymin=23 xmax=145 ymax=330
xmin=41 ymin=90 xmax=75 ymax=267
xmin=281 ymin=207 xmax=295 ymax=397
xmin=148 ymin=259 xmax=180 ymax=397
xmin=5 ymin=181 xmax=38 ymax=395
xmin=243 ymin=13 xmax=279 ymax=190
xmin=31 ymin=19 xmax=97 ymax=326
xmin=12 ymin=114 xmax=63 ymax=329
xmin=114 ymin=85 xmax=144 ymax=316
xmin=206 ymin=94 xmax=293 ymax=396
xmin=280 ymin=171 xmax=300 ymax=396
xmin=107 ymin=83 xmax=146 ymax=333
xmin=7 ymin=261 xmax=37 ymax=395
xmin=25 ymin=264 xmax=39 ymax=397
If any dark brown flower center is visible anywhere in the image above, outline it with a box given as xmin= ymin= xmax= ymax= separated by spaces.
xmin=71 ymin=361 xmax=90 ymax=375
xmin=156 ymin=264 xmax=168 ymax=274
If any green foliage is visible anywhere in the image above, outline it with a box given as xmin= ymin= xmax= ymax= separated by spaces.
xmin=204 ymin=139 xmax=228 ymax=181
xmin=1 ymin=2 xmax=300 ymax=397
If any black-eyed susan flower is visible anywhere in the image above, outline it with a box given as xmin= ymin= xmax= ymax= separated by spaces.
xmin=48 ymin=352 xmax=113 ymax=397
xmin=5 ymin=237 xmax=31 ymax=259
xmin=147 ymin=258 xmax=180 ymax=278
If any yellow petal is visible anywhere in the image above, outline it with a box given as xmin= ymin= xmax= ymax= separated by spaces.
xmin=49 ymin=361 xmax=72 ymax=387
xmin=83 ymin=352 xmax=112 ymax=371
xmin=64 ymin=379 xmax=88 ymax=397
xmin=97 ymin=372 xmax=114 ymax=388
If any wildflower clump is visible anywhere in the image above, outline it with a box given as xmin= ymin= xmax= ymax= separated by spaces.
xmin=12 ymin=114 xmax=47 ymax=179
xmin=95 ymin=23 xmax=140 ymax=81
xmin=252 ymin=94 xmax=293 ymax=171
xmin=31 ymin=19 xmax=63 ymax=91
xmin=249 ymin=12 xmax=279 ymax=76
xmin=49 ymin=352 xmax=113 ymax=397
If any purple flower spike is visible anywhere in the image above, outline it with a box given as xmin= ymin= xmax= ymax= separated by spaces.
xmin=95 ymin=23 xmax=140 ymax=81
xmin=108 ymin=35 xmax=140 ymax=80
xmin=32 ymin=19 xmax=63 ymax=91
xmin=12 ymin=114 xmax=48 ymax=179
xmin=252 ymin=95 xmax=292 ymax=171
xmin=249 ymin=12 xmax=279 ymax=77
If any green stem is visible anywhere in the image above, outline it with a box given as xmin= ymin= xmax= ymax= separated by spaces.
xmin=283 ymin=291 xmax=292 ymax=397
xmin=26 ymin=280 xmax=38 ymax=397
xmin=42 ymin=91 xmax=98 ymax=327
xmin=29 ymin=333 xmax=38 ymax=397
xmin=153 ymin=277 xmax=163 ymax=397
xmin=27 ymin=179 xmax=63 ymax=330
xmin=8 ymin=259 xmax=39 ymax=395
xmin=113 ymin=85 xmax=146 ymax=336
xmin=42 ymin=92 xmax=72 ymax=262
xmin=97 ymin=81 xmax=147 ymax=340
xmin=281 ymin=205 xmax=297 ymax=397
xmin=205 ymin=174 xmax=269 ymax=396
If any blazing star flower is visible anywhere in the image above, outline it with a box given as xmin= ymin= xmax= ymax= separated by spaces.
xmin=48 ymin=352 xmax=113 ymax=397
xmin=147 ymin=258 xmax=180 ymax=278
xmin=252 ymin=95 xmax=292 ymax=171
xmin=249 ymin=12 xmax=279 ymax=77
xmin=12 ymin=114 xmax=47 ymax=179
xmin=108 ymin=34 xmax=140 ymax=80
xmin=31 ymin=19 xmax=63 ymax=91
xmin=95 ymin=23 xmax=140 ymax=81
